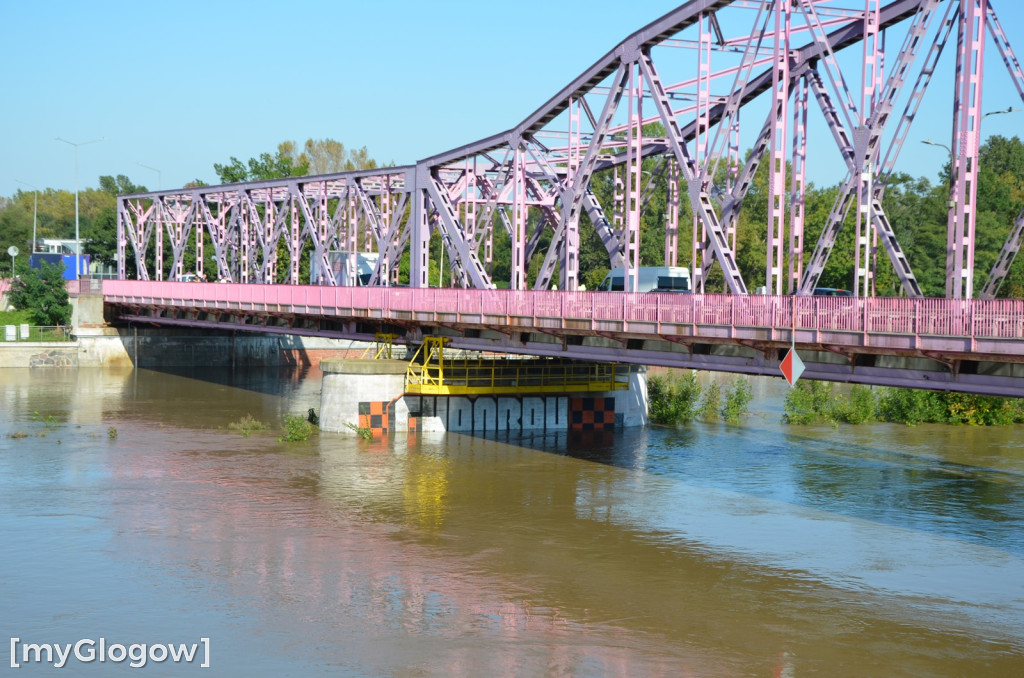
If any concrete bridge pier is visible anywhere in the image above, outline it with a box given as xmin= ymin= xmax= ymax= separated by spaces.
xmin=319 ymin=359 xmax=649 ymax=437
xmin=319 ymin=359 xmax=411 ymax=435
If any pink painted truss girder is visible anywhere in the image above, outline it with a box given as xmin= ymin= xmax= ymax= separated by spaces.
xmin=114 ymin=1 xmax=1024 ymax=302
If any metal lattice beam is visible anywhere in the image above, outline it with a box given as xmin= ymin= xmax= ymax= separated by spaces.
xmin=115 ymin=0 xmax=1023 ymax=305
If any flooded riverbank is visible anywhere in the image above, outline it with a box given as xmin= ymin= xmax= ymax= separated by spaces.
xmin=1 ymin=367 xmax=1022 ymax=675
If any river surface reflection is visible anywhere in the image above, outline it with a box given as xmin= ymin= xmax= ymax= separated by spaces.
xmin=1 ymin=367 xmax=1022 ymax=676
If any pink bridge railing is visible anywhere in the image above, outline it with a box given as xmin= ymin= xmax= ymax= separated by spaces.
xmin=0 ymin=278 xmax=102 ymax=298
xmin=101 ymin=280 xmax=1024 ymax=354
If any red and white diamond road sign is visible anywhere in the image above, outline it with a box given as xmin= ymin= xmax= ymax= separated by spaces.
xmin=780 ymin=347 xmax=805 ymax=387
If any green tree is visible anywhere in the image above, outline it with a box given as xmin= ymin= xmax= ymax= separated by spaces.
xmin=577 ymin=123 xmax=671 ymax=288
xmin=0 ymin=188 xmax=74 ymax=247
xmin=99 ymin=175 xmax=147 ymax=197
xmin=975 ymin=136 xmax=1024 ymax=297
xmin=881 ymin=173 xmax=944 ymax=295
xmin=8 ymin=261 xmax=72 ymax=325
xmin=213 ymin=143 xmax=310 ymax=183
xmin=296 ymin=138 xmax=380 ymax=174
xmin=0 ymin=197 xmax=32 ymax=261
xmin=647 ymin=371 xmax=703 ymax=425
xmin=82 ymin=175 xmax=149 ymax=273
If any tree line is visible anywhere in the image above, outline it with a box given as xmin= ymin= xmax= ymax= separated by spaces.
xmin=3 ymin=134 xmax=1024 ymax=297
xmin=0 ymin=139 xmax=381 ymax=279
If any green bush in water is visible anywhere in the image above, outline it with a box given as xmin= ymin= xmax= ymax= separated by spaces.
xmin=783 ymin=380 xmax=837 ymax=425
xmin=833 ymin=384 xmax=876 ymax=424
xmin=722 ymin=378 xmax=753 ymax=425
xmin=877 ymin=388 xmax=1024 ymax=426
xmin=279 ymin=413 xmax=315 ymax=442
xmin=699 ymin=381 xmax=722 ymax=422
xmin=648 ymin=372 xmax=702 ymax=426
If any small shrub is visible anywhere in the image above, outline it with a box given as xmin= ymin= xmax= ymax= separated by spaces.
xmin=943 ymin=392 xmax=1022 ymax=426
xmin=32 ymin=412 xmax=59 ymax=429
xmin=781 ymin=380 xmax=1024 ymax=427
xmin=107 ymin=427 xmax=118 ymax=440
xmin=278 ymin=413 xmax=315 ymax=443
xmin=7 ymin=261 xmax=72 ymax=326
xmin=833 ymin=384 xmax=876 ymax=424
xmin=344 ymin=422 xmax=373 ymax=440
xmin=229 ymin=414 xmax=270 ymax=437
xmin=699 ymin=382 xmax=722 ymax=422
xmin=722 ymin=378 xmax=753 ymax=425
xmin=876 ymin=387 xmax=945 ymax=426
xmin=648 ymin=371 xmax=703 ymax=426
xmin=783 ymin=380 xmax=837 ymax=425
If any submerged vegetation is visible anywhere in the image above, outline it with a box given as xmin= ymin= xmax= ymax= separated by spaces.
xmin=31 ymin=411 xmax=59 ymax=429
xmin=278 ymin=413 xmax=316 ymax=443
xmin=723 ymin=379 xmax=754 ymax=425
xmin=784 ymin=381 xmax=1024 ymax=426
xmin=344 ymin=422 xmax=373 ymax=441
xmin=651 ymin=372 xmax=1024 ymax=428
xmin=648 ymin=371 xmax=702 ymax=425
xmin=228 ymin=414 xmax=270 ymax=437
xmin=782 ymin=381 xmax=876 ymax=425
xmin=648 ymin=372 xmax=753 ymax=426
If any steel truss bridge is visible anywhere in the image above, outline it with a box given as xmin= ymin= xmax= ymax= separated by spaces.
xmin=104 ymin=280 xmax=1024 ymax=396
xmin=110 ymin=0 xmax=1024 ymax=395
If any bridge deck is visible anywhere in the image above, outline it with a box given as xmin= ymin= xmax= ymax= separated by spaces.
xmin=102 ymin=280 xmax=1024 ymax=363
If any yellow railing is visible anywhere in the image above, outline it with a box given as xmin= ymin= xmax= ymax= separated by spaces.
xmin=405 ymin=336 xmax=629 ymax=395
xmin=361 ymin=332 xmax=399 ymax=360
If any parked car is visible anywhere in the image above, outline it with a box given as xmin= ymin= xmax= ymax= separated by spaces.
xmin=812 ymin=287 xmax=853 ymax=297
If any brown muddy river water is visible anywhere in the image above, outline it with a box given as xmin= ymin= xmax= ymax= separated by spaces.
xmin=1 ymin=367 xmax=1023 ymax=676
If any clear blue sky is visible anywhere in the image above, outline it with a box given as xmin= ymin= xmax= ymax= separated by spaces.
xmin=2 ymin=0 xmax=1024 ymax=199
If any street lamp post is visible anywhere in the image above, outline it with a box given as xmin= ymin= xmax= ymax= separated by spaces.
xmin=56 ymin=136 xmax=104 ymax=278
xmin=922 ymin=108 xmax=1022 ymax=187
xmin=921 ymin=140 xmax=955 ymax=209
xmin=922 ymin=107 xmax=1020 ymax=297
xmin=137 ymin=162 xmax=161 ymax=191
xmin=983 ymin=106 xmax=1021 ymax=118
xmin=14 ymin=180 xmax=38 ymax=256
xmin=921 ymin=139 xmax=951 ymax=155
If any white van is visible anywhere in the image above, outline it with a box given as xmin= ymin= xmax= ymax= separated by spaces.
xmin=311 ymin=251 xmax=380 ymax=285
xmin=596 ymin=266 xmax=692 ymax=293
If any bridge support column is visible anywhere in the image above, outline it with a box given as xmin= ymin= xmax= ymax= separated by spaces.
xmin=319 ymin=359 xmax=410 ymax=435
xmin=622 ymin=365 xmax=650 ymax=427
xmin=319 ymin=360 xmax=648 ymax=437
